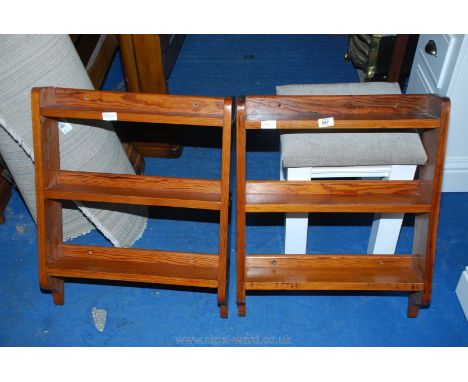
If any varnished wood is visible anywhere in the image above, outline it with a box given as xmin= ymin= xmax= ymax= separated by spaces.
xmin=119 ymin=34 xmax=167 ymax=94
xmin=71 ymin=34 xmax=118 ymax=90
xmin=244 ymin=95 xmax=441 ymax=129
xmin=51 ymin=278 xmax=64 ymax=305
xmin=118 ymin=35 xmax=141 ymax=92
xmin=119 ymin=34 xmax=185 ymax=94
xmin=237 ymin=94 xmax=450 ymax=317
xmin=387 ymin=34 xmax=410 ymax=84
xmin=417 ymin=98 xmax=451 ymax=307
xmin=72 ymin=35 xmax=172 ymax=165
xmin=245 ymin=94 xmax=441 ymax=118
xmin=118 ymin=34 xmax=185 ymax=159
xmin=60 ymin=244 xmax=219 ymax=267
xmin=219 ymin=304 xmax=228 ymax=318
xmin=407 ymin=291 xmax=423 ymax=318
xmin=236 ymin=99 xmax=247 ymax=315
xmin=85 ymin=35 xmax=119 ymax=90
xmin=129 ymin=141 xmax=182 ymax=158
xmin=247 ymin=180 xmax=421 ymax=195
xmin=122 ymin=142 xmax=145 ymax=174
xmin=50 ymin=88 xmax=225 ymax=116
xmin=42 ymin=107 xmax=222 ymax=127
xmin=32 ymin=88 xmax=64 ymax=302
xmin=48 ymin=244 xmax=219 ymax=288
xmin=238 ymin=303 xmax=246 ymax=317
xmin=132 ymin=35 xmax=166 ymax=94
xmin=45 ymin=170 xmax=222 ymax=210
xmin=246 ymin=254 xmax=420 ymax=269
xmin=245 ymin=194 xmax=431 ymax=213
xmin=245 ymin=116 xmax=439 ymax=130
xmin=245 ymin=180 xmax=430 ymax=213
xmin=40 ymin=88 xmax=225 ymax=126
xmin=245 ymin=254 xmax=424 ymax=291
xmin=32 ymin=87 xmax=232 ymax=317
xmin=217 ymin=99 xmax=233 ymax=317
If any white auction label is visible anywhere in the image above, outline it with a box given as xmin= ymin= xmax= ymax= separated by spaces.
xmin=318 ymin=117 xmax=335 ymax=128
xmin=261 ymin=120 xmax=277 ymax=129
xmin=58 ymin=122 xmax=73 ymax=134
xmin=102 ymin=112 xmax=118 ymax=121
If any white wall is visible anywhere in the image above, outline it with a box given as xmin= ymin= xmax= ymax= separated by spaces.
xmin=407 ymin=34 xmax=468 ymax=192
xmin=443 ymin=37 xmax=468 ymax=191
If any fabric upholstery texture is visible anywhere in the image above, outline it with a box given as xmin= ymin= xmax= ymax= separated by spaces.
xmin=0 ymin=35 xmax=147 ymax=247
xmin=277 ymin=82 xmax=428 ymax=168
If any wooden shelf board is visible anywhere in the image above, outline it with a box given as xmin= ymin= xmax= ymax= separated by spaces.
xmin=245 ymin=254 xmax=424 ymax=291
xmin=245 ymin=115 xmax=439 ymax=129
xmin=245 ymin=180 xmax=431 ymax=213
xmin=45 ymin=170 xmax=221 ymax=210
xmin=41 ymin=106 xmax=223 ymax=127
xmin=244 ymin=94 xmax=442 ymax=122
xmin=40 ymin=88 xmax=226 ymax=126
xmin=48 ymin=244 xmax=219 ymax=288
xmin=245 ymin=194 xmax=431 ymax=213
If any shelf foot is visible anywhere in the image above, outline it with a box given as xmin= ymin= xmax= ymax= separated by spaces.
xmin=219 ymin=303 xmax=228 ymax=319
xmin=50 ymin=278 xmax=64 ymax=305
xmin=407 ymin=291 xmax=422 ymax=318
xmin=237 ymin=302 xmax=246 ymax=317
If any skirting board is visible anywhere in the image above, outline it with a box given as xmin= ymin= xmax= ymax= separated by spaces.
xmin=455 ymin=267 xmax=468 ymax=321
xmin=442 ymin=157 xmax=468 ymax=192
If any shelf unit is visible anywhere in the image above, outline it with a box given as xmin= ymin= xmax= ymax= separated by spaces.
xmin=236 ymin=94 xmax=450 ymax=317
xmin=32 ymin=87 xmax=232 ymax=318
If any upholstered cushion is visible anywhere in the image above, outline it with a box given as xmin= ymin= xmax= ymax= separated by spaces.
xmin=277 ymin=82 xmax=428 ymax=168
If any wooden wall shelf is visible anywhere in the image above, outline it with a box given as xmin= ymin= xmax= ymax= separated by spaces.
xmin=236 ymin=94 xmax=450 ymax=318
xmin=32 ymin=87 xmax=232 ymax=317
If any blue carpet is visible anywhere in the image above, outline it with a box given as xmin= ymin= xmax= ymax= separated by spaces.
xmin=1 ymin=35 xmax=467 ymax=346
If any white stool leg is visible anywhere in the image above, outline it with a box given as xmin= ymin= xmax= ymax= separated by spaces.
xmin=284 ymin=167 xmax=312 ymax=254
xmin=367 ymin=165 xmax=417 ymax=254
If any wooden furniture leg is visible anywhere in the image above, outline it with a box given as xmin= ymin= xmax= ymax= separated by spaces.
xmin=70 ymin=34 xmax=119 ymax=90
xmin=118 ymin=34 xmax=184 ymax=159
xmin=32 ymin=87 xmax=232 ymax=316
xmin=387 ymin=34 xmax=409 ymax=84
xmin=407 ymin=291 xmax=423 ymax=318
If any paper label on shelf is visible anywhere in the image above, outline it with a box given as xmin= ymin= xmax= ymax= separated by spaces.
xmin=261 ymin=120 xmax=277 ymax=129
xmin=318 ymin=117 xmax=335 ymax=128
xmin=58 ymin=122 xmax=73 ymax=135
xmin=102 ymin=112 xmax=118 ymax=121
